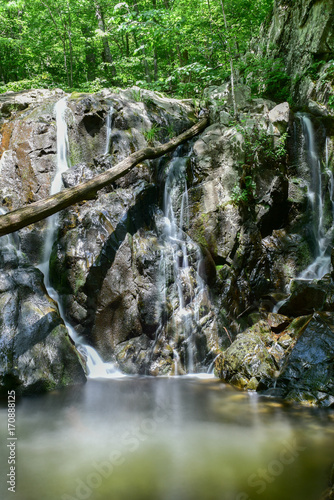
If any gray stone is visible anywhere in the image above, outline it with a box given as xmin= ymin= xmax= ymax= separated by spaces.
xmin=268 ymin=102 xmax=290 ymax=134
xmin=0 ymin=243 xmax=85 ymax=395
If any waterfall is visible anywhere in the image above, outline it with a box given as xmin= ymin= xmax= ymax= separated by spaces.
xmin=0 ymin=207 xmax=21 ymax=252
xmin=39 ymin=97 xmax=124 ymax=379
xmin=160 ymin=154 xmax=210 ymax=374
xmin=297 ymin=114 xmax=333 ymax=280
xmin=104 ymin=105 xmax=114 ymax=155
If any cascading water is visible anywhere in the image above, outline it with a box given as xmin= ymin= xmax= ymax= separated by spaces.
xmin=297 ymin=113 xmax=333 ymax=280
xmin=273 ymin=113 xmax=333 ymax=315
xmin=104 ymin=105 xmax=114 ymax=155
xmin=39 ymin=97 xmax=123 ymax=379
xmin=159 ymin=154 xmax=213 ymax=374
xmin=0 ymin=207 xmax=21 ymax=254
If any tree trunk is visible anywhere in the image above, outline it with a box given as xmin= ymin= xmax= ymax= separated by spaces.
xmin=0 ymin=117 xmax=209 ymax=236
xmin=94 ymin=1 xmax=116 ymax=77
xmin=154 ymin=48 xmax=158 ymax=81
xmin=66 ymin=1 xmax=74 ymax=88
xmin=132 ymin=0 xmax=151 ymax=82
xmin=39 ymin=0 xmax=71 ymax=87
xmin=219 ymin=0 xmax=238 ymax=120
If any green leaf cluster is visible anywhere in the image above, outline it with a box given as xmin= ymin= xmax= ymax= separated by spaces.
xmin=231 ymin=176 xmax=256 ymax=205
xmin=0 ymin=0 xmax=274 ymax=98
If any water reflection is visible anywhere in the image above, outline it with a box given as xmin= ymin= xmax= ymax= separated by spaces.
xmin=0 ymin=378 xmax=333 ymax=500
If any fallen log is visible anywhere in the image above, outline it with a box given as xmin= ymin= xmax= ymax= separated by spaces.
xmin=0 ymin=116 xmax=209 ymax=236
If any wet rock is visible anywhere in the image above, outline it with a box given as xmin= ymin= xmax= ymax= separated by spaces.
xmin=114 ymin=334 xmax=153 ymax=375
xmin=215 ymin=323 xmax=278 ymax=390
xmin=267 ymin=312 xmax=291 ymax=333
xmin=256 ymin=175 xmax=289 ymax=237
xmin=0 ymin=90 xmax=65 ymax=264
xmin=62 ymin=163 xmax=98 ymax=188
xmin=219 ymin=311 xmax=334 ymax=407
xmin=1 ymin=81 xmax=333 ymax=395
xmin=0 ymin=243 xmax=85 ymax=396
xmin=275 ymin=313 xmax=334 ymax=407
xmin=278 ymin=279 xmax=327 ymax=316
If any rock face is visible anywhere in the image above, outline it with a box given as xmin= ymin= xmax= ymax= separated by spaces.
xmin=266 ymin=0 xmax=334 ymax=109
xmin=275 ymin=313 xmax=334 ymax=406
xmin=0 ymin=88 xmax=65 ymax=262
xmin=215 ymin=312 xmax=334 ymax=407
xmin=0 ymin=234 xmax=85 ymax=395
xmin=0 ymin=46 xmax=334 ymax=405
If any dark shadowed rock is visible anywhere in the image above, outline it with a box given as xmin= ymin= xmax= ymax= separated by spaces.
xmin=278 ymin=279 xmax=327 ymax=316
xmin=275 ymin=313 xmax=334 ymax=407
xmin=0 ymin=240 xmax=85 ymax=396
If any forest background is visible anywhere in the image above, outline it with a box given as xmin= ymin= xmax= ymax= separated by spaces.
xmin=0 ymin=0 xmax=291 ymax=102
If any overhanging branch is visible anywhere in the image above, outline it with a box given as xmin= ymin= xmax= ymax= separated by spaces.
xmin=0 ymin=116 xmax=209 ymax=236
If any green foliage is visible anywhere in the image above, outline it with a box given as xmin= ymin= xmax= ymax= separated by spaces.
xmin=131 ymin=88 xmax=142 ymax=102
xmin=143 ymin=124 xmax=159 ymax=144
xmin=231 ymin=176 xmax=256 ymax=205
xmin=0 ymin=73 xmax=55 ymax=93
xmin=0 ymin=0 xmax=274 ymax=98
xmin=306 ymin=60 xmax=324 ymax=80
xmin=238 ymin=124 xmax=287 ymax=167
xmin=328 ymin=95 xmax=334 ymax=110
xmin=239 ymin=55 xmax=291 ymax=102
xmin=231 ymin=125 xmax=287 ymax=206
xmin=323 ymin=60 xmax=334 ymax=82
xmin=165 ymin=124 xmax=175 ymax=138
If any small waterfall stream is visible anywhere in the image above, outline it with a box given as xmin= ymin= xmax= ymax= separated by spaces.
xmin=104 ymin=105 xmax=114 ymax=155
xmin=297 ymin=113 xmax=333 ymax=280
xmin=160 ymin=154 xmax=212 ymax=374
xmin=39 ymin=97 xmax=123 ymax=379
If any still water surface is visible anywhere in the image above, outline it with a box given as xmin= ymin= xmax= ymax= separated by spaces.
xmin=1 ymin=377 xmax=333 ymax=500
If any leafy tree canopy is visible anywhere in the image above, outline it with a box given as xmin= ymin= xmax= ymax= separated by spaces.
xmin=0 ymin=0 xmax=276 ymax=98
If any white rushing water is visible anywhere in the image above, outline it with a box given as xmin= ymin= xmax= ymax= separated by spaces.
xmin=298 ymin=114 xmax=334 ymax=280
xmin=39 ymin=97 xmax=124 ymax=379
xmin=0 ymin=207 xmax=21 ymax=251
xmin=104 ymin=105 xmax=114 ymax=155
xmin=161 ymin=155 xmax=209 ymax=374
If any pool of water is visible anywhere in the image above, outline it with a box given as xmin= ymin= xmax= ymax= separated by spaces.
xmin=1 ymin=377 xmax=333 ymax=500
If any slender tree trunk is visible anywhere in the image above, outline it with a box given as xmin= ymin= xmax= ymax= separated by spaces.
xmin=152 ymin=0 xmax=158 ymax=80
xmin=125 ymin=33 xmax=130 ymax=57
xmin=132 ymin=0 xmax=151 ymax=82
xmin=39 ymin=0 xmax=70 ymax=86
xmin=206 ymin=0 xmax=216 ymax=65
xmin=67 ymin=1 xmax=74 ymax=87
xmin=94 ymin=1 xmax=116 ymax=77
xmin=154 ymin=48 xmax=158 ymax=81
xmin=219 ymin=0 xmax=238 ymax=120
xmin=0 ymin=117 xmax=209 ymax=236
xmin=82 ymin=25 xmax=96 ymax=80
xmin=176 ymin=45 xmax=183 ymax=66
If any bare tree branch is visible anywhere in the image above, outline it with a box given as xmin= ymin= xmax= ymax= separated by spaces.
xmin=0 ymin=116 xmax=209 ymax=236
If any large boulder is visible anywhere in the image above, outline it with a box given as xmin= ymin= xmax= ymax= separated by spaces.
xmin=278 ymin=278 xmax=328 ymax=316
xmin=0 ymin=238 xmax=85 ymax=396
xmin=268 ymin=102 xmax=290 ymax=134
xmin=275 ymin=313 xmax=334 ymax=407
